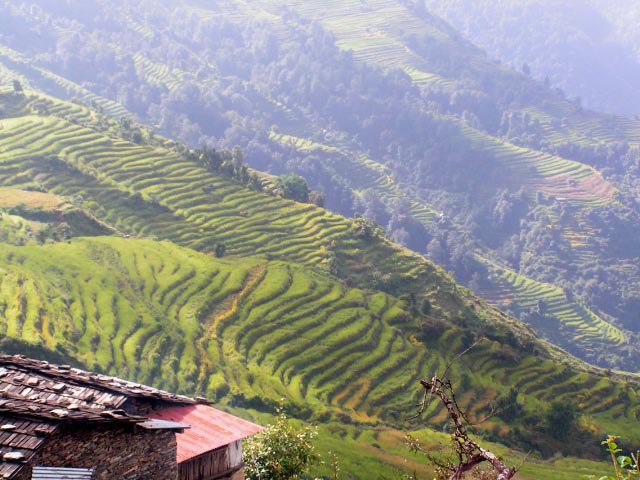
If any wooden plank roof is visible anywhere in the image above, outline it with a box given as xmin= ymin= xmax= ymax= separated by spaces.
xmin=0 ymin=415 xmax=57 ymax=479
xmin=0 ymin=355 xmax=211 ymax=479
xmin=0 ymin=356 xmax=197 ymax=407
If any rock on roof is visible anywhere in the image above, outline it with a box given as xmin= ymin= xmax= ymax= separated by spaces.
xmin=0 ymin=417 xmax=57 ymax=479
xmin=0 ymin=355 xmax=198 ymax=411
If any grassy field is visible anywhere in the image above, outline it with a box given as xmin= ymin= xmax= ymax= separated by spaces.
xmin=233 ymin=408 xmax=617 ymax=480
xmin=0 ymin=188 xmax=68 ymax=210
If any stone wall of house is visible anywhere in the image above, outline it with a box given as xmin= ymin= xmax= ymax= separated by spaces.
xmin=16 ymin=424 xmax=177 ymax=480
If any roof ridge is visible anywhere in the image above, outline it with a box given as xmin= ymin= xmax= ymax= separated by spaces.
xmin=0 ymin=355 xmax=203 ymax=405
xmin=0 ymin=388 xmax=147 ymax=424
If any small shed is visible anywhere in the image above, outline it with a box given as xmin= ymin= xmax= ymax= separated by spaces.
xmin=152 ymin=404 xmax=262 ymax=480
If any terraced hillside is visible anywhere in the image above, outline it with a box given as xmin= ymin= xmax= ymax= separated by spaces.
xmin=0 ymin=237 xmax=423 ymax=417
xmin=0 ymin=93 xmax=346 ymax=263
xmin=476 ymin=258 xmax=629 ymax=364
xmin=3 ymin=0 xmax=640 ymax=372
xmin=0 ymin=90 xmax=479 ymax=332
xmin=1 ymin=237 xmax=638 ymax=447
xmin=0 ymin=44 xmax=129 ymax=119
xmin=5 ymin=85 xmax=631 ymax=372
xmin=0 ymin=0 xmax=640 ymax=369
xmin=0 ymin=87 xmax=639 ymax=477
xmin=268 ymin=127 xmax=634 ymax=363
xmin=461 ymin=126 xmax=617 ymax=207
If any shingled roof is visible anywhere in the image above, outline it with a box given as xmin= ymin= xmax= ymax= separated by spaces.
xmin=0 ymin=355 xmax=198 ymax=411
xmin=0 ymin=417 xmax=56 ymax=479
xmin=0 ymin=355 xmax=207 ymax=479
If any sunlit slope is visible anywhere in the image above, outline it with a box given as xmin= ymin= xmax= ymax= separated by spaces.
xmin=0 ymin=91 xmax=470 ymax=324
xmin=0 ymin=93 xmax=348 ymax=265
xmin=0 ymin=237 xmax=422 ymax=418
xmin=0 ymin=237 xmax=637 ymax=438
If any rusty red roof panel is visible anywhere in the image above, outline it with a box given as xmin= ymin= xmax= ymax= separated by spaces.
xmin=151 ymin=404 xmax=262 ymax=462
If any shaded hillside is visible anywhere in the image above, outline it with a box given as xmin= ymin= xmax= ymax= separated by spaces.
xmin=425 ymin=0 xmax=640 ymax=116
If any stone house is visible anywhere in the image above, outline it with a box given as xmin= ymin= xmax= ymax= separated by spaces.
xmin=0 ymin=355 xmax=261 ymax=480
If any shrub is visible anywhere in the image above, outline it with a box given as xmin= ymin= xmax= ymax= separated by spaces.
xmin=276 ymin=174 xmax=310 ymax=202
xmin=591 ymin=435 xmax=639 ymax=480
xmin=546 ymin=400 xmax=578 ymax=440
xmin=243 ymin=405 xmax=318 ymax=480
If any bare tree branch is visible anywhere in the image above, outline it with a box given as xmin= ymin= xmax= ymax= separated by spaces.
xmin=418 ymin=376 xmax=517 ymax=480
xmin=408 ymin=340 xmax=485 ymax=422
xmin=410 ymin=339 xmax=517 ymax=480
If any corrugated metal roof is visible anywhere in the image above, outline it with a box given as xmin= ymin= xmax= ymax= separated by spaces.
xmin=151 ymin=404 xmax=262 ymax=462
xmin=32 ymin=467 xmax=93 ymax=479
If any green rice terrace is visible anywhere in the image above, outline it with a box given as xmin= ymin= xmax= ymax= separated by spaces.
xmin=3 ymin=0 xmax=640 ymax=377
xmin=475 ymin=257 xmax=628 ymax=363
xmin=0 ymin=89 xmax=640 ymax=477
xmin=1 ymin=237 xmax=639 ymax=455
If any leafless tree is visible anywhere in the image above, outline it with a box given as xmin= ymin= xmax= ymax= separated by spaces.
xmin=408 ymin=342 xmax=517 ymax=480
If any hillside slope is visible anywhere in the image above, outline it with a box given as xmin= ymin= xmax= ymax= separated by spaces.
xmin=424 ymin=0 xmax=640 ymax=116
xmin=0 ymin=89 xmax=638 ymax=437
xmin=2 ymin=0 xmax=639 ymax=370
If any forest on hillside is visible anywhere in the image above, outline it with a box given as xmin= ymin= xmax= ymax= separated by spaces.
xmin=425 ymin=0 xmax=640 ymax=116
